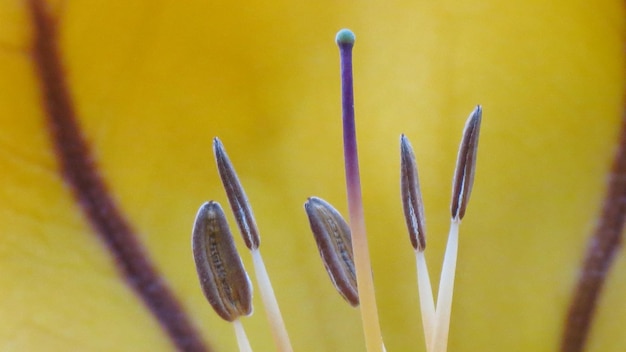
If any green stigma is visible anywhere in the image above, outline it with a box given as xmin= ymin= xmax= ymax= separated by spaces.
xmin=335 ymin=28 xmax=356 ymax=46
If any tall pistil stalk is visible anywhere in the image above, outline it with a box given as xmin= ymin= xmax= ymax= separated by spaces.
xmin=336 ymin=29 xmax=385 ymax=352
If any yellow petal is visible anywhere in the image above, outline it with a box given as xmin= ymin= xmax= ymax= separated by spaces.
xmin=0 ymin=1 xmax=623 ymax=351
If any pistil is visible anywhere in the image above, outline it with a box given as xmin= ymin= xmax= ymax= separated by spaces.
xmin=336 ymin=29 xmax=385 ymax=352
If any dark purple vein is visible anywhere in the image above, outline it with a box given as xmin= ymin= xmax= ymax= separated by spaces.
xmin=561 ymin=111 xmax=626 ymax=352
xmin=27 ymin=1 xmax=211 ymax=351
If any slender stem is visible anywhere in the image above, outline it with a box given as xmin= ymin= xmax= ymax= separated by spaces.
xmin=233 ymin=319 xmax=253 ymax=352
xmin=416 ymin=250 xmax=435 ymax=352
xmin=336 ymin=29 xmax=384 ymax=352
xmin=251 ymin=249 xmax=293 ymax=352
xmin=431 ymin=219 xmax=460 ymax=352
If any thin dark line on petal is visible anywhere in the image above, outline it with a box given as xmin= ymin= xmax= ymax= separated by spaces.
xmin=27 ymin=1 xmax=210 ymax=351
xmin=561 ymin=112 xmax=626 ymax=352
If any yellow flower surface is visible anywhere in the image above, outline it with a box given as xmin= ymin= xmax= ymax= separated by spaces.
xmin=0 ymin=0 xmax=624 ymax=351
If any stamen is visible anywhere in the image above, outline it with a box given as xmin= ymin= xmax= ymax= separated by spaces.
xmin=432 ymin=106 xmax=482 ymax=352
xmin=191 ymin=201 xmax=253 ymax=322
xmin=336 ymin=28 xmax=385 ymax=352
xmin=400 ymin=135 xmax=435 ymax=350
xmin=192 ymin=202 xmax=255 ymax=352
xmin=304 ymin=196 xmax=359 ymax=306
xmin=213 ymin=138 xmax=293 ymax=352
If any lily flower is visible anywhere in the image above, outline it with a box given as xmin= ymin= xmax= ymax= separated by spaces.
xmin=0 ymin=1 xmax=624 ymax=351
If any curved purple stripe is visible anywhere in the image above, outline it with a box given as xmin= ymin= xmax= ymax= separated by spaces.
xmin=561 ymin=112 xmax=626 ymax=352
xmin=27 ymin=1 xmax=211 ymax=351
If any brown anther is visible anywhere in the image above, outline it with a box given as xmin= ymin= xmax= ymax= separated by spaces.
xmin=213 ymin=137 xmax=260 ymax=250
xmin=451 ymin=105 xmax=482 ymax=220
xmin=192 ymin=201 xmax=253 ymax=322
xmin=304 ymin=197 xmax=359 ymax=307
xmin=400 ymin=134 xmax=427 ymax=251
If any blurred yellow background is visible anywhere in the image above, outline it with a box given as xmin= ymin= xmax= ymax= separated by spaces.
xmin=0 ymin=0 xmax=624 ymax=351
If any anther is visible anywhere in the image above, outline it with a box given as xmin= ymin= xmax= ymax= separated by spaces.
xmin=450 ymin=105 xmax=482 ymax=220
xmin=192 ymin=201 xmax=253 ymax=322
xmin=305 ymin=196 xmax=359 ymax=306
xmin=213 ymin=137 xmax=260 ymax=250
xmin=400 ymin=134 xmax=427 ymax=251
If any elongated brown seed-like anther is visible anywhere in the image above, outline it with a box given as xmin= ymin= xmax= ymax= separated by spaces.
xmin=400 ymin=134 xmax=427 ymax=251
xmin=213 ymin=138 xmax=260 ymax=250
xmin=192 ymin=201 xmax=253 ymax=322
xmin=450 ymin=105 xmax=482 ymax=220
xmin=304 ymin=197 xmax=359 ymax=306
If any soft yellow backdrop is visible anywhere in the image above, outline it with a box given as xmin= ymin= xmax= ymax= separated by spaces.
xmin=0 ymin=0 xmax=624 ymax=351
